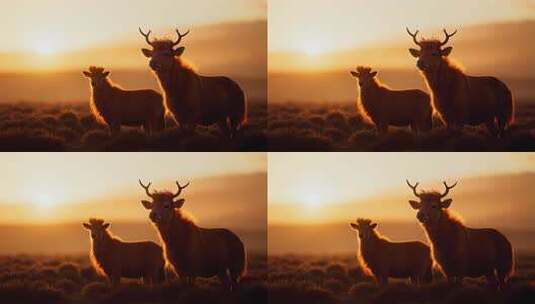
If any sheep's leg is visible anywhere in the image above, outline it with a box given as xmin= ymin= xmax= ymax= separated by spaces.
xmin=485 ymin=273 xmax=499 ymax=290
xmin=110 ymin=123 xmax=121 ymax=136
xmin=377 ymin=123 xmax=388 ymax=135
xmin=485 ymin=120 xmax=499 ymax=137
xmin=376 ymin=275 xmax=388 ymax=287
xmin=410 ymin=275 xmax=418 ymax=286
xmin=217 ymin=119 xmax=232 ymax=139
xmin=110 ymin=273 xmax=121 ymax=288
xmin=218 ymin=271 xmax=233 ymax=291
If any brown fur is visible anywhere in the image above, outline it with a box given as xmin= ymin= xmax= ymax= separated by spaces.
xmin=351 ymin=67 xmax=432 ymax=133
xmin=351 ymin=218 xmax=433 ymax=285
xmin=410 ymin=38 xmax=514 ymax=137
xmin=139 ymin=184 xmax=247 ymax=291
xmin=144 ymin=39 xmax=246 ymax=139
xmin=84 ymin=66 xmax=165 ymax=135
xmin=407 ymin=183 xmax=515 ymax=289
xmin=84 ymin=218 xmax=165 ymax=286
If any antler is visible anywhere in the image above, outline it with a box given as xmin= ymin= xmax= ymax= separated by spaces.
xmin=440 ymin=181 xmax=458 ymax=198
xmin=440 ymin=28 xmax=457 ymax=46
xmin=406 ymin=179 xmax=422 ymax=198
xmin=172 ymin=29 xmax=190 ymax=47
xmin=406 ymin=27 xmax=422 ymax=47
xmin=173 ymin=181 xmax=190 ymax=198
xmin=139 ymin=28 xmax=154 ymax=46
xmin=139 ymin=179 xmax=154 ymax=198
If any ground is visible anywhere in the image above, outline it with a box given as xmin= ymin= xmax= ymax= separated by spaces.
xmin=0 ymin=253 xmax=267 ymax=304
xmin=268 ymin=101 xmax=535 ymax=151
xmin=0 ymin=100 xmax=266 ymax=152
xmin=268 ymin=254 xmax=535 ymax=304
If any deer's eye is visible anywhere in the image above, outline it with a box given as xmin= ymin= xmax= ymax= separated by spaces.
xmin=432 ymin=52 xmax=440 ymax=56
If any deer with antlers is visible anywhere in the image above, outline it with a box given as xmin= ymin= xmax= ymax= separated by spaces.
xmin=138 ymin=180 xmax=246 ymax=290
xmin=139 ymin=28 xmax=247 ymax=139
xmin=406 ymin=28 xmax=514 ymax=137
xmin=406 ymin=180 xmax=514 ymax=289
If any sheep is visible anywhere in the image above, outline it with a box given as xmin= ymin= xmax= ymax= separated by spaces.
xmin=82 ymin=218 xmax=165 ymax=286
xmin=139 ymin=28 xmax=247 ymax=139
xmin=350 ymin=66 xmax=432 ymax=134
xmin=83 ymin=66 xmax=165 ymax=135
xmin=138 ymin=180 xmax=246 ymax=291
xmin=406 ymin=180 xmax=514 ymax=289
xmin=407 ymin=28 xmax=514 ymax=137
xmin=350 ymin=218 xmax=433 ymax=286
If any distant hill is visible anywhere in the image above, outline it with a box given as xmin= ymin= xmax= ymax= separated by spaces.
xmin=270 ymin=21 xmax=535 ymax=102
xmin=270 ymin=172 xmax=535 ymax=254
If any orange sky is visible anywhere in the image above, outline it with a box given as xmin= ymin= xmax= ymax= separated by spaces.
xmin=269 ymin=0 xmax=535 ymax=72
xmin=269 ymin=153 xmax=535 ymax=225
xmin=0 ymin=153 xmax=266 ymax=224
xmin=0 ymin=0 xmax=265 ymax=72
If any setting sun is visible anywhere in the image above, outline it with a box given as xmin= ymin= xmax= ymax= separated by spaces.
xmin=34 ymin=41 xmax=59 ymax=56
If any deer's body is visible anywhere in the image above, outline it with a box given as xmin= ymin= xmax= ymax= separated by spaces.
xmin=351 ymin=219 xmax=432 ymax=285
xmin=139 ymin=180 xmax=247 ymax=290
xmin=84 ymin=219 xmax=165 ymax=286
xmin=407 ymin=181 xmax=514 ymax=289
xmin=84 ymin=67 xmax=164 ymax=135
xmin=407 ymin=28 xmax=514 ymax=137
xmin=139 ymin=28 xmax=246 ymax=138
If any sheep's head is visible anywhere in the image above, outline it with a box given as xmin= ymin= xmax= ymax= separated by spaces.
xmin=82 ymin=66 xmax=110 ymax=88
xmin=406 ymin=28 xmax=457 ymax=72
xmin=139 ymin=28 xmax=190 ymax=72
xmin=406 ymin=180 xmax=457 ymax=226
xmin=350 ymin=66 xmax=377 ymax=89
xmin=139 ymin=179 xmax=190 ymax=226
xmin=350 ymin=218 xmax=377 ymax=242
xmin=83 ymin=218 xmax=110 ymax=242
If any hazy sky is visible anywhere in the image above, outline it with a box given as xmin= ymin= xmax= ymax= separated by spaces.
xmin=269 ymin=152 xmax=535 ymax=208
xmin=269 ymin=0 xmax=534 ymax=54
xmin=1 ymin=0 xmax=265 ymax=54
xmin=0 ymin=153 xmax=265 ymax=218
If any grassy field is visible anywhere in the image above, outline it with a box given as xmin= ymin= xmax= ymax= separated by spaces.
xmin=268 ymin=254 xmax=535 ymax=304
xmin=0 ymin=100 xmax=266 ymax=152
xmin=268 ymin=101 xmax=535 ymax=151
xmin=0 ymin=253 xmax=267 ymax=304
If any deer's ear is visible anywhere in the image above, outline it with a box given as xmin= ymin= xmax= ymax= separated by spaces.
xmin=141 ymin=48 xmax=153 ymax=58
xmin=441 ymin=47 xmax=453 ymax=57
xmin=370 ymin=223 xmax=378 ymax=229
xmin=83 ymin=71 xmax=91 ymax=77
xmin=173 ymin=198 xmax=185 ymax=209
xmin=83 ymin=223 xmax=91 ymax=230
xmin=370 ymin=71 xmax=378 ymax=78
xmin=174 ymin=47 xmax=185 ymax=57
xmin=103 ymin=223 xmax=110 ymax=229
xmin=350 ymin=223 xmax=359 ymax=230
xmin=409 ymin=200 xmax=421 ymax=210
xmin=141 ymin=200 xmax=153 ymax=209
xmin=350 ymin=71 xmax=358 ymax=78
xmin=441 ymin=199 xmax=452 ymax=209
xmin=103 ymin=71 xmax=110 ymax=77
xmin=409 ymin=48 xmax=421 ymax=58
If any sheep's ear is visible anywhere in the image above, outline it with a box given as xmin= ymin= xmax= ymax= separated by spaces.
xmin=173 ymin=198 xmax=185 ymax=209
xmin=141 ymin=48 xmax=153 ymax=58
xmin=83 ymin=71 xmax=91 ymax=77
xmin=441 ymin=47 xmax=453 ymax=57
xmin=141 ymin=200 xmax=153 ymax=209
xmin=83 ymin=223 xmax=91 ymax=230
xmin=441 ymin=199 xmax=452 ymax=209
xmin=370 ymin=223 xmax=377 ymax=229
xmin=103 ymin=71 xmax=110 ymax=77
xmin=174 ymin=47 xmax=185 ymax=57
xmin=409 ymin=48 xmax=420 ymax=58
xmin=409 ymin=200 xmax=421 ymax=210
xmin=370 ymin=71 xmax=378 ymax=78
xmin=103 ymin=223 xmax=110 ymax=229
xmin=350 ymin=223 xmax=359 ymax=230
xmin=350 ymin=71 xmax=358 ymax=78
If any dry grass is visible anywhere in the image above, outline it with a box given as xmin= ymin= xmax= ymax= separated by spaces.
xmin=0 ymin=253 xmax=267 ymax=304
xmin=268 ymin=101 xmax=535 ymax=151
xmin=0 ymin=100 xmax=266 ymax=152
xmin=268 ymin=254 xmax=535 ymax=304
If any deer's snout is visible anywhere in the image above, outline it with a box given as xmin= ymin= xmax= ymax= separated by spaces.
xmin=149 ymin=212 xmax=160 ymax=223
xmin=416 ymin=212 xmax=428 ymax=223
